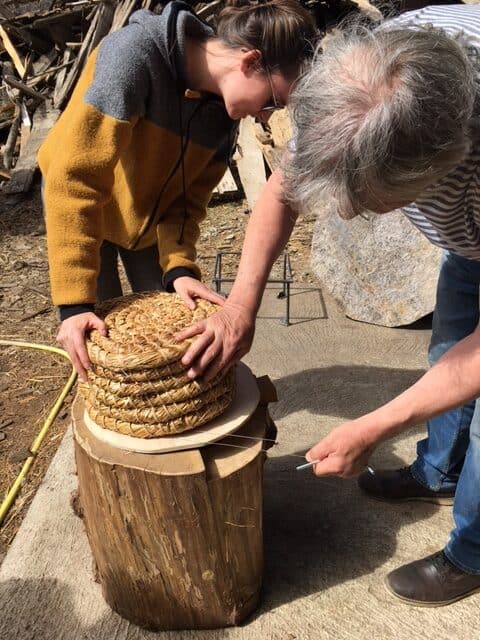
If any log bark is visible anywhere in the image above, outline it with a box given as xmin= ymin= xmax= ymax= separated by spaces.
xmin=72 ymin=376 xmax=277 ymax=631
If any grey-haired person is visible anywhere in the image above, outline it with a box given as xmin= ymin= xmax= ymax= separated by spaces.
xmin=178 ymin=4 xmax=480 ymax=605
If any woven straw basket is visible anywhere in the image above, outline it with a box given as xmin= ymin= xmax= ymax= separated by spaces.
xmin=80 ymin=292 xmax=235 ymax=438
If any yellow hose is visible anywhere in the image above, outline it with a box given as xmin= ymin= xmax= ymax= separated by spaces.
xmin=0 ymin=340 xmax=76 ymax=527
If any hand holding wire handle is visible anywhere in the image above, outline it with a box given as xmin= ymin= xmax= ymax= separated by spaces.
xmin=296 ymin=459 xmax=375 ymax=474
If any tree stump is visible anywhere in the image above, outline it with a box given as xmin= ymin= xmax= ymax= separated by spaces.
xmin=72 ymin=375 xmax=277 ymax=631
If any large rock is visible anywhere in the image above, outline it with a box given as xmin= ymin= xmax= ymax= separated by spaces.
xmin=311 ymin=208 xmax=442 ymax=327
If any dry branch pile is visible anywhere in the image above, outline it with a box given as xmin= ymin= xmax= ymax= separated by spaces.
xmin=0 ymin=0 xmax=129 ymax=193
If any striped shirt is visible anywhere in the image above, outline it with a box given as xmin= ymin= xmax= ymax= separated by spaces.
xmin=388 ymin=5 xmax=480 ymax=259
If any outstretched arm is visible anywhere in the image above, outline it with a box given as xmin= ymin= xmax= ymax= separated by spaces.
xmin=176 ymin=168 xmax=298 ymax=380
xmin=306 ymin=324 xmax=480 ymax=477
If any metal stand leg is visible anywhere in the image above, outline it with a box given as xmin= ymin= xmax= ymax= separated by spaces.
xmin=213 ymin=250 xmax=293 ymax=326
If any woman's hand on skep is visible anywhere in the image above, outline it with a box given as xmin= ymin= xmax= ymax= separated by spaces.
xmin=56 ymin=312 xmax=107 ymax=382
xmin=173 ymin=276 xmax=225 ymax=310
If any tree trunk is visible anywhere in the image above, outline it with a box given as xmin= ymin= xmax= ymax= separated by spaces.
xmin=72 ymin=376 xmax=277 ymax=631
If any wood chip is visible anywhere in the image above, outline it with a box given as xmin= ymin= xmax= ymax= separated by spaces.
xmin=0 ymin=25 xmax=26 ymax=77
xmin=9 ymin=447 xmax=31 ymax=464
xmin=20 ymin=305 xmax=51 ymax=321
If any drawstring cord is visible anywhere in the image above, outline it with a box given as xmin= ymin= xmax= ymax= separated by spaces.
xmin=132 ymin=97 xmax=205 ymax=250
xmin=177 ymin=91 xmax=188 ymax=245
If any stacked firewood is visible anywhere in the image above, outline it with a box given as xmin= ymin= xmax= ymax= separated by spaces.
xmin=0 ymin=0 xmax=380 ymax=196
xmin=0 ymin=0 xmax=145 ymax=193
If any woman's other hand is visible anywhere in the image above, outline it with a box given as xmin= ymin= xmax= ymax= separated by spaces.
xmin=173 ymin=276 xmax=225 ymax=310
xmin=56 ymin=312 xmax=107 ymax=381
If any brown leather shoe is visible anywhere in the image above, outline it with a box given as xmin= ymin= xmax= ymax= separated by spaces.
xmin=385 ymin=551 xmax=480 ymax=606
xmin=357 ymin=466 xmax=455 ymax=504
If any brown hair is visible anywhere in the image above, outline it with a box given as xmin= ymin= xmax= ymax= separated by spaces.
xmin=216 ymin=0 xmax=318 ymax=78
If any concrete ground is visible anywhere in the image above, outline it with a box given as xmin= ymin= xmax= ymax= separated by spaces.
xmin=2 ymin=283 xmax=479 ymax=640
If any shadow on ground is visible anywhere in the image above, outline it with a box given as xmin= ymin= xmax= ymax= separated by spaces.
xmin=258 ymin=451 xmax=437 ymax=617
xmin=271 ymin=365 xmax=427 ymax=421
xmin=253 ymin=363 xmax=438 ymax=614
xmin=0 ymin=578 xmax=166 ymax=640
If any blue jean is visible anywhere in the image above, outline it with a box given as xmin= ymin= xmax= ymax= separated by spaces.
xmin=96 ymin=240 xmax=164 ymax=301
xmin=410 ymin=251 xmax=480 ymax=573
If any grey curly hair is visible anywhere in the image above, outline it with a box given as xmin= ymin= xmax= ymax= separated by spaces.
xmin=284 ymin=23 xmax=479 ymax=218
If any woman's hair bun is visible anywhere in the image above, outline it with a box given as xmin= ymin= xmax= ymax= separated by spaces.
xmin=216 ymin=0 xmax=318 ymax=77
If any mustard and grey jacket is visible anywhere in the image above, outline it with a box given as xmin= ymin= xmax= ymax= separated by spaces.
xmin=38 ymin=2 xmax=236 ymax=317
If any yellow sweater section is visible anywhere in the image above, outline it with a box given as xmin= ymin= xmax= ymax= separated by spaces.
xmin=38 ymin=49 xmax=228 ymax=306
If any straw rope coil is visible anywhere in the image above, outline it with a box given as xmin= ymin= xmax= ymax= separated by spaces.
xmin=84 ymin=384 xmax=232 ymax=424
xmin=87 ymin=368 xmax=197 ymax=396
xmin=85 ymin=390 xmax=234 ymax=438
xmin=82 ymin=292 xmax=236 ymax=438
xmin=90 ymin=360 xmax=186 ymax=383
xmin=80 ymin=370 xmax=233 ymax=410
